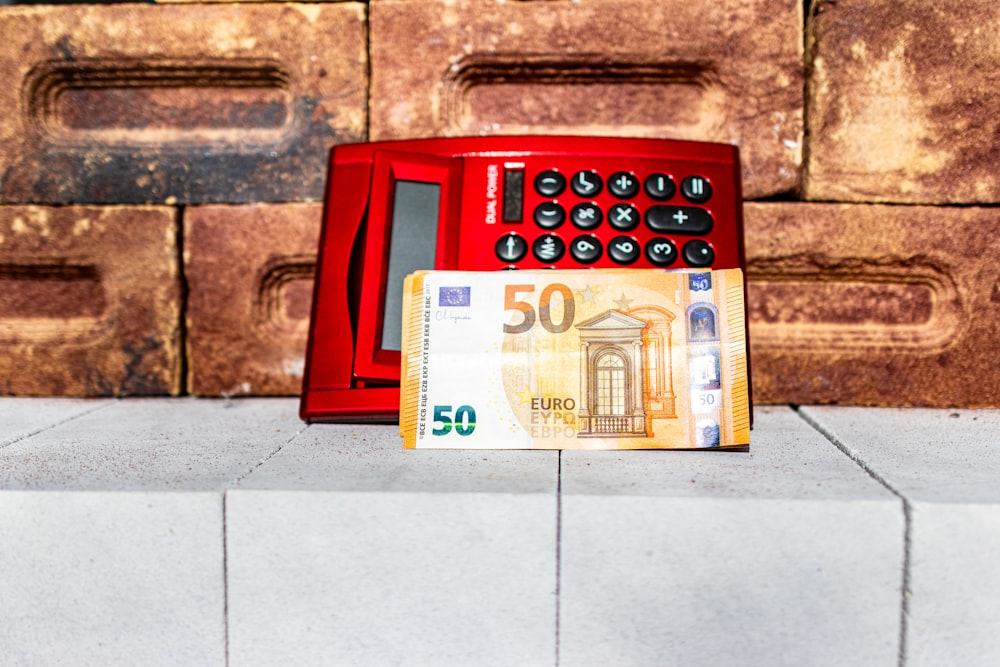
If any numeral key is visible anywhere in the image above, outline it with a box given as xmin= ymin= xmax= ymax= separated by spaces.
xmin=571 ymin=170 xmax=603 ymax=196
xmin=569 ymin=235 xmax=602 ymax=264
xmin=644 ymin=238 xmax=677 ymax=266
xmin=608 ymin=235 xmax=640 ymax=264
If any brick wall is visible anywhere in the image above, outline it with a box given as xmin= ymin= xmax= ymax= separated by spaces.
xmin=0 ymin=0 xmax=997 ymax=407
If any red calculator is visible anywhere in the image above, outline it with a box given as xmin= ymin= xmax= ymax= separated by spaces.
xmin=301 ymin=136 xmax=746 ymax=422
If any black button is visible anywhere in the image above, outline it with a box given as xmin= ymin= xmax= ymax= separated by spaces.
xmin=645 ymin=238 xmax=678 ymax=266
xmin=570 ymin=235 xmax=602 ymax=264
xmin=608 ymin=171 xmax=639 ymax=198
xmin=683 ymin=240 xmax=715 ymax=267
xmin=570 ymin=203 xmax=603 ymax=230
xmin=495 ymin=233 xmax=528 ymax=263
xmin=571 ymin=170 xmax=603 ymax=197
xmin=533 ymin=202 xmax=565 ymax=229
xmin=608 ymin=203 xmax=639 ymax=230
xmin=532 ymin=234 xmax=565 ymax=263
xmin=681 ymin=175 xmax=712 ymax=203
xmin=608 ymin=236 xmax=640 ymax=264
xmin=644 ymin=173 xmax=676 ymax=201
xmin=534 ymin=170 xmax=565 ymax=197
xmin=645 ymin=206 xmax=713 ymax=234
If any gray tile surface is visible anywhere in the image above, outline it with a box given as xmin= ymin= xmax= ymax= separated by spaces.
xmin=0 ymin=397 xmax=113 ymax=447
xmin=0 ymin=398 xmax=303 ymax=490
xmin=0 ymin=398 xmax=302 ymax=666
xmin=0 ymin=490 xmax=225 ymax=667
xmin=802 ymin=406 xmax=1000 ymax=667
xmin=1 ymin=399 xmax=997 ymax=666
xmin=559 ymin=407 xmax=904 ymax=666
xmin=227 ymin=423 xmax=560 ymax=666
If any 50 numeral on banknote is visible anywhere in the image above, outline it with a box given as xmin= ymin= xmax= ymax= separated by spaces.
xmin=503 ymin=283 xmax=576 ymax=334
xmin=431 ymin=404 xmax=477 ymax=436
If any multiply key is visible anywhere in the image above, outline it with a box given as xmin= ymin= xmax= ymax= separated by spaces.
xmin=609 ymin=203 xmax=639 ymax=231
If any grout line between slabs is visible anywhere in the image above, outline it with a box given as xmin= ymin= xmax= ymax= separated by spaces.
xmin=223 ymin=489 xmax=231 ymax=667
xmin=230 ymin=420 xmax=310 ymax=488
xmin=0 ymin=398 xmax=120 ymax=452
xmin=555 ymin=449 xmax=562 ymax=667
xmin=794 ymin=406 xmax=912 ymax=667
xmin=223 ymin=418 xmax=309 ymax=667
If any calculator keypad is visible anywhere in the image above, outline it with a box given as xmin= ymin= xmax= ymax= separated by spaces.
xmin=493 ymin=162 xmax=720 ymax=269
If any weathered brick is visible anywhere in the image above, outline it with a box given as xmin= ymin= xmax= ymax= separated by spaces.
xmin=745 ymin=202 xmax=1000 ymax=407
xmin=805 ymin=1 xmax=1000 ymax=204
xmin=370 ymin=0 xmax=803 ymax=200
xmin=0 ymin=206 xmax=181 ymax=396
xmin=0 ymin=4 xmax=367 ymax=205
xmin=184 ymin=204 xmax=320 ymax=396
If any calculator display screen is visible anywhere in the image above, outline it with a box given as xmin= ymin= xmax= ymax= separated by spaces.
xmin=381 ymin=180 xmax=441 ymax=351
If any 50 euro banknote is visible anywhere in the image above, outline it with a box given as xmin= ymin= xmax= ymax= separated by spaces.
xmin=400 ymin=269 xmax=751 ymax=450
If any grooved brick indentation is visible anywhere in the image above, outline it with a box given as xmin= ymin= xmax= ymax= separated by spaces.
xmin=0 ymin=264 xmax=105 ymax=319
xmin=26 ymin=60 xmax=291 ymax=140
xmin=445 ymin=56 xmax=721 ymax=134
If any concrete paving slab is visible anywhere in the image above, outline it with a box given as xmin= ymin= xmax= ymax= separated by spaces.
xmin=0 ymin=397 xmax=113 ymax=447
xmin=227 ymin=423 xmax=559 ymax=667
xmin=0 ymin=397 xmax=304 ymax=490
xmin=559 ymin=406 xmax=904 ymax=666
xmin=0 ymin=397 xmax=303 ymax=666
xmin=800 ymin=406 xmax=1000 ymax=667
xmin=799 ymin=407 xmax=1000 ymax=504
xmin=0 ymin=490 xmax=224 ymax=667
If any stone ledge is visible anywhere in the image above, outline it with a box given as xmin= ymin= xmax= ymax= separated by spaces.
xmin=0 ymin=398 xmax=997 ymax=665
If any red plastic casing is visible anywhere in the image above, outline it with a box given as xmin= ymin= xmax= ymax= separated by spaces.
xmin=300 ymin=136 xmax=747 ymax=423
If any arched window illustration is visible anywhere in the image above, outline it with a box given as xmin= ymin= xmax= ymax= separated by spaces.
xmin=594 ymin=350 xmax=627 ymax=416
xmin=575 ymin=309 xmax=649 ymax=437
